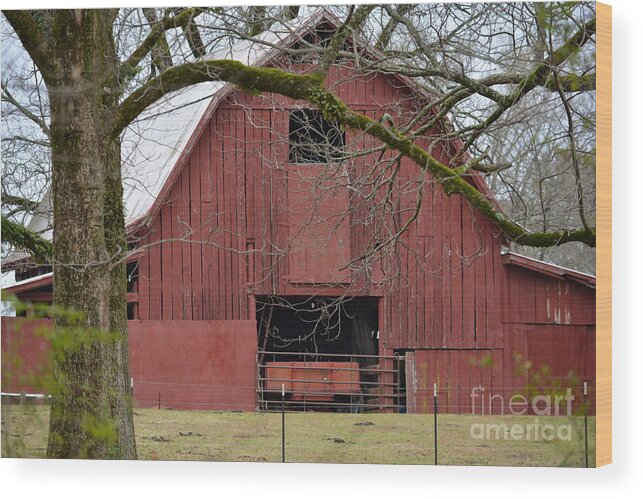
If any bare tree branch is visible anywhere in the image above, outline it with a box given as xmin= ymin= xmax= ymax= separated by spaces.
xmin=2 ymin=193 xmax=39 ymax=212
xmin=119 ymin=7 xmax=207 ymax=84
xmin=2 ymin=10 xmax=53 ymax=80
xmin=375 ymin=4 xmax=414 ymax=51
xmin=457 ymin=15 xmax=596 ymax=155
xmin=1 ymin=82 xmax=51 ymax=137
xmin=141 ymin=8 xmax=174 ymax=75
xmin=283 ymin=5 xmax=300 ymax=22
xmin=111 ymin=61 xmax=322 ymax=137
xmin=315 ymin=5 xmax=376 ymax=77
xmin=170 ymin=7 xmax=206 ymax=59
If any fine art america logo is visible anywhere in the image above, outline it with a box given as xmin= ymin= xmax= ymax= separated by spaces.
xmin=469 ymin=386 xmax=574 ymax=441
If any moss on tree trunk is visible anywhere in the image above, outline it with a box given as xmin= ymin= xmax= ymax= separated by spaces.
xmin=45 ymin=9 xmax=136 ymax=459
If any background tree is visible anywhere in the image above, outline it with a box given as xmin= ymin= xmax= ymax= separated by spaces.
xmin=1 ymin=3 xmax=596 ymax=459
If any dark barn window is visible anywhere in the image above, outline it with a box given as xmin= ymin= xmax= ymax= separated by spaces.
xmin=288 ymin=109 xmax=345 ymax=164
xmin=126 ymin=261 xmax=139 ymax=293
xmin=127 ymin=302 xmax=138 ymax=320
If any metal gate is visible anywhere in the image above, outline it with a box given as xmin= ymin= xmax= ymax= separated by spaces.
xmin=256 ymin=350 xmax=403 ymax=412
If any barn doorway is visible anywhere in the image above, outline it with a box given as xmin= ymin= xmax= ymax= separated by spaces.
xmin=255 ymin=296 xmax=394 ymax=412
xmin=256 ymin=296 xmax=379 ymax=359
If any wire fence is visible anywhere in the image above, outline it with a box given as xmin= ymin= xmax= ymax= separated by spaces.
xmin=2 ymin=378 xmax=595 ymax=467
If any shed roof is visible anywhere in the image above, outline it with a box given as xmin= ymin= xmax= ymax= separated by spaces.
xmin=501 ymin=252 xmax=596 ymax=288
xmin=2 ymin=272 xmax=53 ymax=295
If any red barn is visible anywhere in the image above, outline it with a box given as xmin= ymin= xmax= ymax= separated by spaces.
xmin=2 ymin=12 xmax=596 ymax=415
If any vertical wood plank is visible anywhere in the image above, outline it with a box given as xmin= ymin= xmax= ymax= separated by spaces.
xmin=222 ymin=108 xmax=233 ymax=319
xmin=441 ymin=187 xmax=452 ymax=348
xmin=148 ymin=217 xmax=162 ymax=320
xmin=160 ymin=204 xmax=173 ymax=320
xmin=199 ymin=122 xmax=212 ymax=319
xmin=137 ymin=231 xmax=150 ymax=320
xmin=189 ymin=150 xmax=203 ymax=320
xmin=451 ymin=196 xmax=463 ymax=350
xmin=474 ymin=219 xmax=486 ymax=347
xmin=432 ymin=185 xmax=443 ymax=349
xmin=461 ymin=203 xmax=476 ymax=348
xmin=237 ymin=108 xmax=248 ymax=319
xmin=180 ymin=166 xmax=192 ymax=320
xmin=209 ymin=119 xmax=219 ymax=319
xmin=170 ymin=180 xmax=183 ymax=320
xmin=216 ymin=108 xmax=226 ymax=317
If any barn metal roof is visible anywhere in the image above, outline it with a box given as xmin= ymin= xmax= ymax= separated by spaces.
xmin=501 ymin=251 xmax=596 ymax=288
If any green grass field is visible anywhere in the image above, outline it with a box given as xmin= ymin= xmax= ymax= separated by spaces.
xmin=1 ymin=405 xmax=595 ymax=466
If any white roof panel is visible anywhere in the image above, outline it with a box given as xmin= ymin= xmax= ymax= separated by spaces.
xmin=121 ymin=80 xmax=224 ymax=223
xmin=119 ymin=12 xmax=320 ymax=225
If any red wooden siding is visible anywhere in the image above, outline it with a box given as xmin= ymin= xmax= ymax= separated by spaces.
xmin=129 ymin=320 xmax=256 ymax=411
xmin=502 ymin=266 xmax=596 ymax=325
xmin=488 ymin=265 xmax=595 ymax=416
xmin=131 ymin=65 xmax=508 ymax=358
xmin=1 ymin=318 xmax=257 ymax=412
xmin=286 ymin=166 xmax=351 ymax=284
xmin=500 ymin=324 xmax=595 ymax=416
xmin=1 ymin=318 xmax=51 ymax=394
xmin=133 ymin=67 xmax=428 ymax=309
xmin=406 ymin=341 xmax=591 ymax=416
xmin=406 ymin=349 xmax=497 ymax=414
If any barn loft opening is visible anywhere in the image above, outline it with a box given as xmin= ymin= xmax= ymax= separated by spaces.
xmin=288 ymin=109 xmax=346 ymax=164
xmin=288 ymin=22 xmax=352 ymax=64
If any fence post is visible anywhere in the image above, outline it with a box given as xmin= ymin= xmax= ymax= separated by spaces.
xmin=281 ymin=383 xmax=286 ymax=463
xmin=584 ymin=381 xmax=589 ymax=468
xmin=433 ymin=382 xmax=438 ymax=465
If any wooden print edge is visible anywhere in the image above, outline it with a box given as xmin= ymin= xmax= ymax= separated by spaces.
xmin=596 ymin=1 xmax=612 ymax=467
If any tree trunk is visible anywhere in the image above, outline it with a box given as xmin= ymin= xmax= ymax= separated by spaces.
xmin=45 ymin=9 xmax=136 ymax=459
